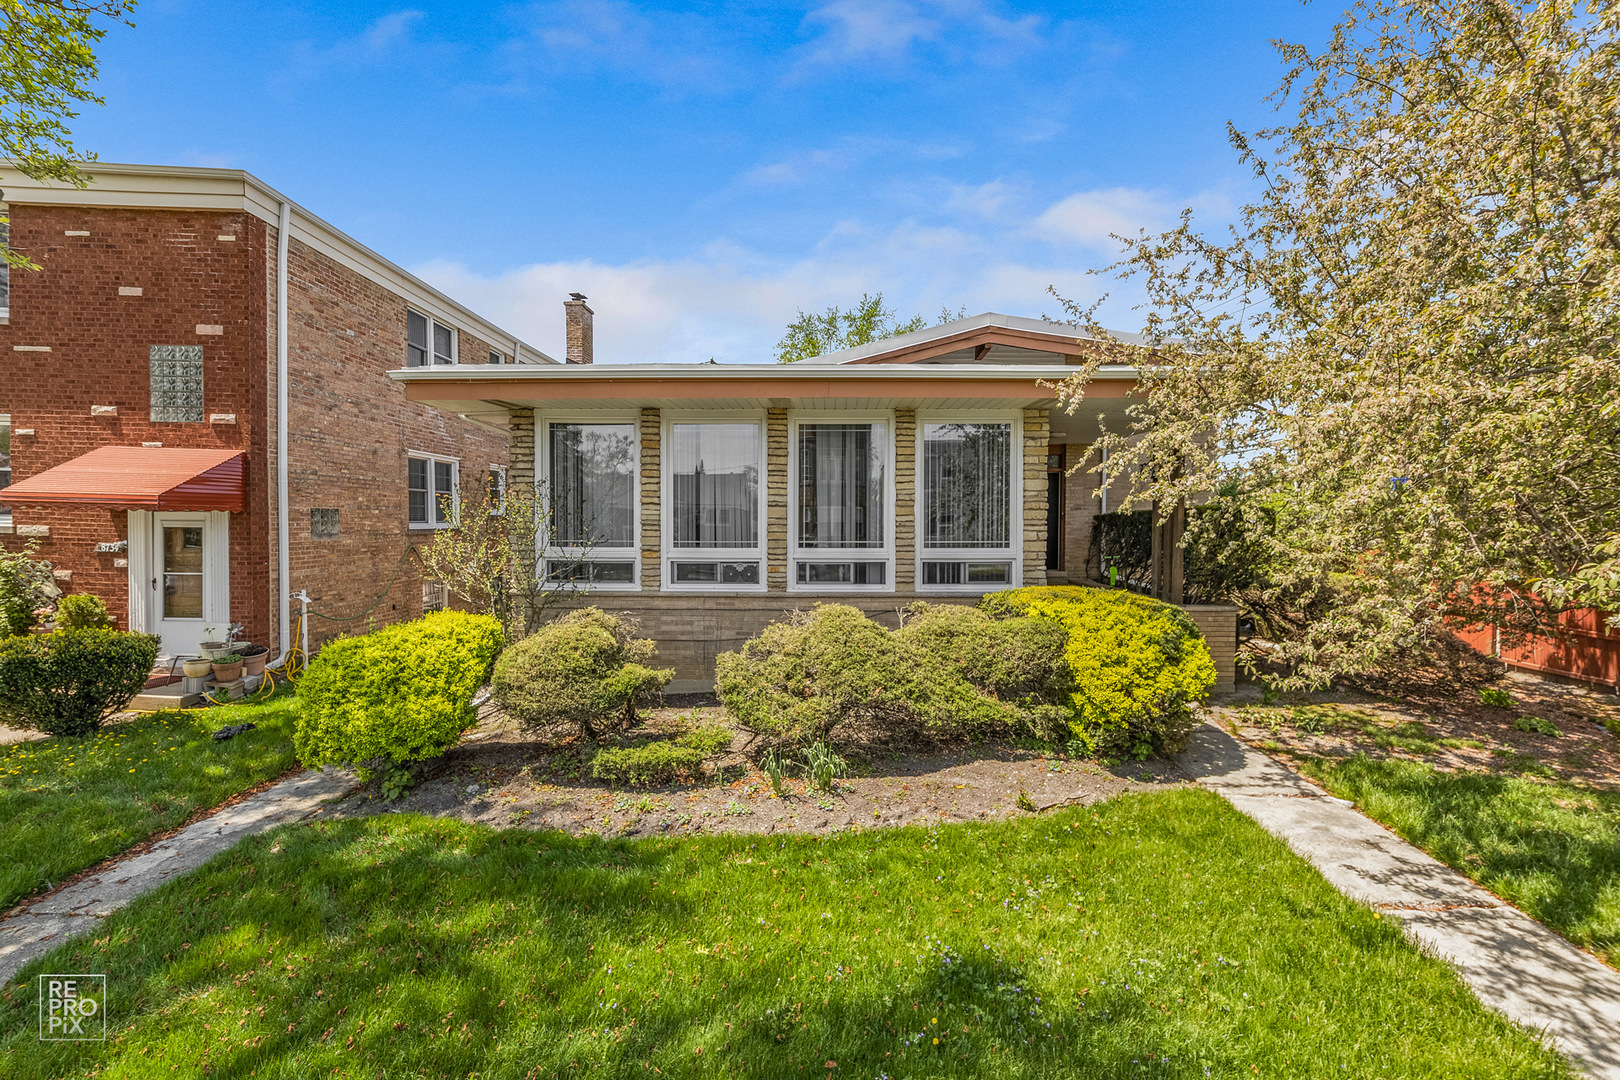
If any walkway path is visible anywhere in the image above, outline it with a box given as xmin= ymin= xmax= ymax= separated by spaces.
xmin=0 ymin=768 xmax=352 ymax=984
xmin=1179 ymin=723 xmax=1620 ymax=1079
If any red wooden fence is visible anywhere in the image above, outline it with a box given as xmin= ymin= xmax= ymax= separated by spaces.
xmin=1459 ymin=608 xmax=1620 ymax=691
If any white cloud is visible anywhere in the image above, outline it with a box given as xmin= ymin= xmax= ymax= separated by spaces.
xmin=1035 ymin=187 xmax=1172 ymax=249
xmin=412 ymin=215 xmax=1132 ymax=365
xmin=509 ymin=0 xmax=739 ymax=91
xmin=292 ymin=10 xmax=426 ymax=70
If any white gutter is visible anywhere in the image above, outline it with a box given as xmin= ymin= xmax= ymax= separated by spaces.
xmin=386 ymin=362 xmax=1143 ymax=382
xmin=272 ymin=200 xmax=292 ymax=665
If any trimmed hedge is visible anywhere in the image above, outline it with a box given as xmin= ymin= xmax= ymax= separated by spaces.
xmin=295 ymin=610 xmax=504 ymax=777
xmin=590 ymin=741 xmax=706 ymax=786
xmin=0 ymin=629 xmax=162 ymax=736
xmin=982 ymin=586 xmax=1216 ymax=758
xmin=54 ymin=594 xmax=115 ymax=630
xmin=492 ymin=608 xmax=673 ymax=738
xmin=895 ymin=602 xmax=1073 ymax=737
xmin=715 ymin=603 xmax=1042 ymax=746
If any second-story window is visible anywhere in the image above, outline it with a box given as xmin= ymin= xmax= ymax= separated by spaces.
xmin=408 ymin=453 xmax=458 ymax=527
xmin=406 ymin=310 xmax=456 ymax=367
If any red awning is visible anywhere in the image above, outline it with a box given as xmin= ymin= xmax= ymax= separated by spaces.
xmin=2 ymin=447 xmax=246 ymax=512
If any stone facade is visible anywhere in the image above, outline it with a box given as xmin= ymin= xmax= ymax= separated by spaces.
xmin=893 ymin=408 xmax=917 ymax=589
xmin=765 ymin=407 xmax=788 ymax=590
xmin=638 ymin=408 xmax=661 ymax=592
xmin=1021 ymin=407 xmax=1049 ymax=587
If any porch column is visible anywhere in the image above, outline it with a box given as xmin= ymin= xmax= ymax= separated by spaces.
xmin=508 ymin=408 xmax=536 ymax=493
xmin=1021 ymin=407 xmax=1049 ymax=587
xmin=640 ymin=408 xmax=661 ymax=592
xmin=1149 ymin=499 xmax=1186 ymax=603
xmin=893 ymin=408 xmax=916 ymax=592
xmin=767 ymin=407 xmax=788 ymax=591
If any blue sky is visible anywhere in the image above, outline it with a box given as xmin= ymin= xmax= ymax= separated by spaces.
xmin=75 ymin=1 xmax=1338 ymax=362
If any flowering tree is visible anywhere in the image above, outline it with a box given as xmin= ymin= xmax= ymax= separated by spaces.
xmin=1057 ymin=0 xmax=1620 ymax=687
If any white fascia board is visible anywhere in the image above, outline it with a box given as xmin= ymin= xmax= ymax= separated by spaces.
xmin=387 ymin=362 xmax=1142 ymax=383
xmin=0 ymin=161 xmax=554 ymax=365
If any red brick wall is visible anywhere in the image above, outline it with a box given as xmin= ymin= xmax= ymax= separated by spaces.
xmin=0 ymin=204 xmax=271 ymax=640
xmin=281 ymin=238 xmax=507 ymax=649
xmin=0 ymin=203 xmax=508 ymax=653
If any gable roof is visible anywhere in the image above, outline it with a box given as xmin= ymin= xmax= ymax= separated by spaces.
xmin=797 ymin=312 xmax=1146 ymax=366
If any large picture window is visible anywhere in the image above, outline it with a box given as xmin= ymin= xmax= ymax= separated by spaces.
xmin=545 ymin=421 xmax=638 ymax=587
xmin=920 ymin=421 xmax=1017 ymax=590
xmin=792 ymin=420 xmax=890 ymax=589
xmin=667 ymin=420 xmax=763 ymax=588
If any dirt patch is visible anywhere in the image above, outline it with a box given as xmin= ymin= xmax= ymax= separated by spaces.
xmin=328 ymin=695 xmax=1186 ymax=837
xmin=1210 ymin=671 xmax=1620 ymax=788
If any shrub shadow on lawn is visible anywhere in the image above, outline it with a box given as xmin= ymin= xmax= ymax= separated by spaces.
xmin=1 ymin=792 xmax=1576 ymax=1079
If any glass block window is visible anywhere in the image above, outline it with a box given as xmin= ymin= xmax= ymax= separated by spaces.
xmin=149 ymin=345 xmax=205 ymax=423
xmin=310 ymin=508 xmax=340 ymax=539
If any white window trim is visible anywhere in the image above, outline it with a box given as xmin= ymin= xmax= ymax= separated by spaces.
xmin=538 ymin=414 xmax=642 ymax=592
xmin=487 ymin=463 xmax=507 ymax=516
xmin=914 ymin=411 xmax=1023 ymax=594
xmin=787 ymin=411 xmax=895 ymax=594
xmin=407 ymin=451 xmax=460 ymax=529
xmin=661 ymin=411 xmax=768 ymax=594
xmin=407 ymin=309 xmax=459 ymax=367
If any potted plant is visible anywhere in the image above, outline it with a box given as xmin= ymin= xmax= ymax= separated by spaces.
xmin=182 ymin=656 xmax=213 ymax=679
xmin=210 ymin=653 xmax=244 ymax=683
xmin=239 ymin=643 xmax=270 ymax=677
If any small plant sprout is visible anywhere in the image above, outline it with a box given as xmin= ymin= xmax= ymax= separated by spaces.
xmin=762 ymin=748 xmax=789 ymax=797
xmin=1479 ymin=687 xmax=1515 ymax=708
xmin=803 ymin=741 xmax=847 ymax=794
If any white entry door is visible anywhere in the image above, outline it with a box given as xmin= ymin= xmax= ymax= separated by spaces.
xmin=128 ymin=510 xmax=230 ymax=656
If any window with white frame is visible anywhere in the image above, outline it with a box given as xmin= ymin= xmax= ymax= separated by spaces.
xmin=545 ymin=421 xmax=638 ymax=586
xmin=0 ymin=212 xmax=11 ymax=320
xmin=422 ymin=580 xmax=448 ymax=613
xmin=407 ymin=454 xmax=458 ymax=527
xmin=919 ymin=420 xmax=1017 ymax=589
xmin=791 ymin=419 xmax=890 ymax=589
xmin=666 ymin=420 xmax=763 ymax=588
xmin=406 ymin=310 xmax=456 ymax=367
xmin=486 ymin=465 xmax=507 ymax=515
xmin=0 ymin=413 xmax=11 ymax=522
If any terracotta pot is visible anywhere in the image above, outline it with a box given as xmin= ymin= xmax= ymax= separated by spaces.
xmin=182 ymin=658 xmax=213 ymax=679
xmin=242 ymin=651 xmax=268 ymax=677
xmin=211 ymin=659 xmax=243 ymax=683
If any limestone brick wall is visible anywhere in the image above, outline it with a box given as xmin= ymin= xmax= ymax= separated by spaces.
xmin=1183 ymin=604 xmax=1239 ymax=693
xmin=766 ymin=407 xmax=788 ymax=591
xmin=639 ymin=408 xmax=661 ymax=591
xmin=893 ymin=408 xmax=916 ymax=589
xmin=508 ymin=409 xmax=535 ymax=492
xmin=1021 ymin=407 xmax=1049 ymax=586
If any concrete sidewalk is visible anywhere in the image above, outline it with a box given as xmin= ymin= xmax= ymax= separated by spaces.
xmin=1180 ymin=723 xmax=1620 ymax=1079
xmin=0 ymin=768 xmax=353 ymax=984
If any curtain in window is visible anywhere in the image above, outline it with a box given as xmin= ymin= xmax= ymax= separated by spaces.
xmin=671 ymin=423 xmax=759 ymax=548
xmin=550 ymin=423 xmax=636 ymax=546
xmin=922 ymin=422 xmax=1012 ymax=548
xmin=798 ymin=424 xmax=883 ymax=548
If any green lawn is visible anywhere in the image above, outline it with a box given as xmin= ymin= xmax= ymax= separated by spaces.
xmin=1 ymin=789 xmax=1570 ymax=1079
xmin=0 ymin=694 xmax=302 ymax=910
xmin=1299 ymin=754 xmax=1620 ymax=966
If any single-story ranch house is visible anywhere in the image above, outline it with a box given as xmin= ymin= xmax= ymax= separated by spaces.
xmin=394 ymin=309 xmax=1239 ymax=692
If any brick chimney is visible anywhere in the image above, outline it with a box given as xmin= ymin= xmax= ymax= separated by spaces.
xmin=564 ymin=293 xmax=594 ymax=365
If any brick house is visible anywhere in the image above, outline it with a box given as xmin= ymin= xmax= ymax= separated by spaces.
xmin=396 ymin=309 xmax=1238 ymax=691
xmin=0 ymin=163 xmax=547 ymax=661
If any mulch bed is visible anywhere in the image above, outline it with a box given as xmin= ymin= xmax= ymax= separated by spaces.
xmin=329 ymin=694 xmax=1188 ymax=837
xmin=1211 ymin=670 xmax=1620 ymax=788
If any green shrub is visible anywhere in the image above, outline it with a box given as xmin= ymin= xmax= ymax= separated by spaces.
xmin=982 ymin=586 xmax=1216 ymax=759
xmin=1479 ymin=687 xmax=1515 ymax=708
xmin=0 ymin=629 xmax=161 ymax=736
xmin=677 ymin=724 xmax=733 ymax=756
xmin=53 ymin=593 xmax=114 ymax=630
xmin=590 ymin=741 xmax=705 ymax=786
xmin=295 ymin=610 xmax=504 ymax=777
xmin=0 ymin=541 xmax=60 ymax=637
xmin=492 ymin=608 xmax=673 ymax=738
xmin=896 ymin=601 xmax=1073 ymax=737
xmin=1513 ymin=714 xmax=1561 ymax=737
xmin=715 ymin=603 xmax=1021 ymax=746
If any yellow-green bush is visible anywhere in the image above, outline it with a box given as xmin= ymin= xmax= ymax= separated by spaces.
xmin=715 ymin=603 xmax=1031 ymax=746
xmin=295 ymin=610 xmax=504 ymax=776
xmin=982 ymin=586 xmax=1215 ymax=758
xmin=492 ymin=608 xmax=673 ymax=738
